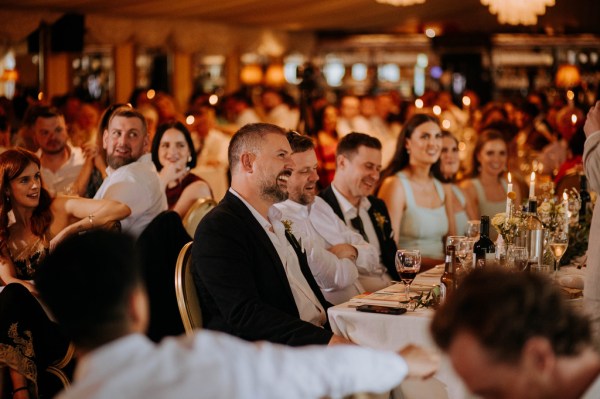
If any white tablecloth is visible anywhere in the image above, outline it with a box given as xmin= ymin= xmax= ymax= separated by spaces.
xmin=328 ymin=267 xmax=470 ymax=399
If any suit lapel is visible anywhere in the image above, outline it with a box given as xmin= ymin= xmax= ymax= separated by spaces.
xmin=319 ymin=186 xmax=345 ymax=221
xmin=224 ymin=193 xmax=295 ymax=296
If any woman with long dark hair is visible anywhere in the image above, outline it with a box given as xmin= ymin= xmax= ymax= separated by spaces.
xmin=378 ymin=114 xmax=454 ymax=266
xmin=151 ymin=121 xmax=212 ymax=217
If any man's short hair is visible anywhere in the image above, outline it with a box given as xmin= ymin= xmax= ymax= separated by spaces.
xmin=336 ymin=132 xmax=382 ymax=159
xmin=108 ymin=108 xmax=148 ymax=136
xmin=430 ymin=269 xmax=591 ymax=363
xmin=35 ymin=231 xmax=142 ymax=350
xmin=286 ymin=131 xmax=315 ymax=154
xmin=228 ymin=123 xmax=286 ymax=171
xmin=34 ymin=106 xmax=63 ymax=122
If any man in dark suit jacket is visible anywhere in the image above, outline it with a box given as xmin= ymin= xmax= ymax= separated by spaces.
xmin=319 ymin=133 xmax=400 ymax=282
xmin=193 ymin=123 xmax=348 ymax=346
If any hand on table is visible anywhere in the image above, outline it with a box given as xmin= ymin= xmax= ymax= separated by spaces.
xmin=584 ymin=101 xmax=600 ymax=138
xmin=328 ymin=334 xmax=355 ymax=346
xmin=398 ymin=344 xmax=440 ymax=379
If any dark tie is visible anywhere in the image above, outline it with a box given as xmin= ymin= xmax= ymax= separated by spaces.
xmin=350 ymin=215 xmax=369 ymax=243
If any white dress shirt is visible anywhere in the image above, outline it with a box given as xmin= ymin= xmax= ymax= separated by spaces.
xmin=94 ymin=153 xmax=167 ymax=238
xmin=331 ymin=184 xmax=392 ymax=292
xmin=58 ymin=332 xmax=408 ymax=399
xmin=229 ymin=188 xmax=325 ymax=326
xmin=275 ymin=198 xmax=364 ymax=305
xmin=39 ymin=145 xmax=85 ymax=196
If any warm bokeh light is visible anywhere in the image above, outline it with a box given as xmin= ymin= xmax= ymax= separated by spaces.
xmin=147 ymin=89 xmax=156 ymax=100
xmin=571 ymin=114 xmax=578 ymax=125
xmin=442 ymin=119 xmax=451 ymax=129
xmin=433 ymin=105 xmax=442 ymax=116
xmin=415 ymin=99 xmax=424 ymax=109
xmin=186 ymin=115 xmax=195 ymax=125
xmin=462 ymin=96 xmax=471 ymax=107
xmin=208 ymin=94 xmax=218 ymax=105
xmin=566 ymin=90 xmax=575 ymax=101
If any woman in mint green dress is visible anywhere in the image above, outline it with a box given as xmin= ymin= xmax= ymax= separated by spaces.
xmin=378 ymin=114 xmax=455 ymax=267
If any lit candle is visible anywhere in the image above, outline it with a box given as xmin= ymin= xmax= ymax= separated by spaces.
xmin=563 ymin=192 xmax=569 ymax=230
xmin=529 ymin=172 xmax=536 ymax=199
xmin=571 ymin=114 xmax=578 ymax=126
xmin=506 ymin=172 xmax=513 ymax=214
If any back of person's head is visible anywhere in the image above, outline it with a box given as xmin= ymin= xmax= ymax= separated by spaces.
xmin=151 ymin=121 xmax=197 ymax=171
xmin=430 ymin=269 xmax=591 ymax=363
xmin=336 ymin=132 xmax=382 ymax=161
xmin=286 ymin=131 xmax=314 ymax=154
xmin=228 ymin=122 xmax=286 ymax=172
xmin=108 ymin=108 xmax=148 ymax=136
xmin=35 ymin=230 xmax=143 ymax=351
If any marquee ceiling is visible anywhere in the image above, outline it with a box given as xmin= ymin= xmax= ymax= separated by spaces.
xmin=2 ymin=0 xmax=597 ymax=34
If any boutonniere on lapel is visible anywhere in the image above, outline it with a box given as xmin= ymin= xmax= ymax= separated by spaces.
xmin=282 ymin=219 xmax=294 ymax=235
xmin=373 ymin=211 xmax=387 ymax=233
xmin=281 ymin=219 xmax=305 ymax=254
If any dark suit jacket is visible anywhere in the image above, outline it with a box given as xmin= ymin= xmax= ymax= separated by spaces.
xmin=320 ymin=186 xmax=400 ymax=281
xmin=192 ymin=191 xmax=333 ymax=346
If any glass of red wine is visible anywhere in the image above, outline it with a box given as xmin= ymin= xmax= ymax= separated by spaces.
xmin=395 ymin=249 xmax=421 ymax=301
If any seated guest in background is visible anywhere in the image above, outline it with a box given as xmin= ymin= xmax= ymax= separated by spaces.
xmin=336 ymin=95 xmax=372 ymax=138
xmin=320 ymin=132 xmax=399 ymax=290
xmin=378 ymin=114 xmax=454 ymax=267
xmin=261 ymin=88 xmax=299 ymax=130
xmin=275 ymin=132 xmax=378 ymax=304
xmin=0 ymin=114 xmax=12 ymax=153
xmin=151 ymin=121 xmax=212 ymax=218
xmin=431 ymin=269 xmax=600 ymax=399
xmin=313 ymin=105 xmax=339 ymax=189
xmin=0 ymin=148 xmax=130 ymax=398
xmin=94 ymin=108 xmax=167 ymax=238
xmin=193 ymin=123 xmax=348 ymax=346
xmin=432 ymin=131 xmax=477 ymax=236
xmin=36 ymin=230 xmax=439 ymax=399
xmin=460 ymin=129 xmax=520 ymax=241
xmin=34 ymin=106 xmax=85 ymax=196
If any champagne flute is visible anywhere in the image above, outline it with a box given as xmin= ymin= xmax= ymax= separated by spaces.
xmin=549 ymin=232 xmax=569 ymax=276
xmin=395 ymin=249 xmax=421 ymax=301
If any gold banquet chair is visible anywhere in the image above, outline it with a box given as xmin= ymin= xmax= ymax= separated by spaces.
xmin=182 ymin=197 xmax=217 ymax=238
xmin=175 ymin=241 xmax=202 ymax=335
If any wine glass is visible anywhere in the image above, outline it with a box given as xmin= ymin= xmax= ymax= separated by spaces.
xmin=395 ymin=249 xmax=421 ymax=301
xmin=456 ymin=238 xmax=475 ymax=271
xmin=548 ymin=232 xmax=569 ymax=275
xmin=507 ymin=246 xmax=529 ymax=272
xmin=446 ymin=235 xmax=466 ymax=249
xmin=466 ymin=220 xmax=480 ymax=240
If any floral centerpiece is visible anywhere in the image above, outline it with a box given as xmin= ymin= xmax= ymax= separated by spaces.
xmin=491 ymin=192 xmax=526 ymax=245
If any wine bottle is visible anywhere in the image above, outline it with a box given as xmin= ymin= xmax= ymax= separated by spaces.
xmin=524 ymin=199 xmax=544 ymax=267
xmin=580 ymin=174 xmax=591 ymax=223
xmin=474 ymin=216 xmax=495 ymax=268
xmin=440 ymin=245 xmax=456 ymax=302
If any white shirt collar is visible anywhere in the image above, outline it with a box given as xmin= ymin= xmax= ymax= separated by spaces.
xmin=331 ymin=184 xmax=371 ymax=218
xmin=106 ymin=153 xmax=153 ymax=176
xmin=229 ymin=188 xmax=284 ymax=234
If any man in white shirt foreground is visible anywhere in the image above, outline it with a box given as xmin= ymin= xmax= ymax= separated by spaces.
xmin=94 ymin=108 xmax=167 ymax=237
xmin=275 ymin=132 xmax=384 ymax=304
xmin=35 ymin=230 xmax=439 ymax=399
xmin=430 ymin=269 xmax=600 ymax=399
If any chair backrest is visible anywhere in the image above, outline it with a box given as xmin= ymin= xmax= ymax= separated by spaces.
xmin=175 ymin=241 xmax=202 ymax=335
xmin=183 ymin=197 xmax=217 ymax=238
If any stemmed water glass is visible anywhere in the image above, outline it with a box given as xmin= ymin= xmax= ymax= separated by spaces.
xmin=395 ymin=249 xmax=421 ymax=301
xmin=466 ymin=220 xmax=480 ymax=240
xmin=507 ymin=246 xmax=529 ymax=272
xmin=548 ymin=231 xmax=569 ymax=275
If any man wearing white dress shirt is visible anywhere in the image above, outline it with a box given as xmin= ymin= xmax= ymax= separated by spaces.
xmin=94 ymin=108 xmax=167 ymax=238
xmin=431 ymin=269 xmax=600 ymax=399
xmin=36 ymin=230 xmax=439 ymax=399
xmin=275 ymin=132 xmax=383 ymax=304
xmin=320 ymin=133 xmax=399 ymax=291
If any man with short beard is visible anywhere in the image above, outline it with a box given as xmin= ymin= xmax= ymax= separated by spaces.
xmin=275 ymin=132 xmax=382 ymax=305
xmin=94 ymin=108 xmax=166 ymax=237
xmin=193 ymin=123 xmax=350 ymax=346
xmin=34 ymin=106 xmax=85 ymax=196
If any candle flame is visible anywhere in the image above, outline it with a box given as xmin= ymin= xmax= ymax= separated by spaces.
xmin=530 ymin=171 xmax=535 ymax=182
xmin=571 ymin=114 xmax=577 ymax=125
xmin=508 ymin=172 xmax=512 ymax=183
xmin=563 ymin=192 xmax=568 ymax=200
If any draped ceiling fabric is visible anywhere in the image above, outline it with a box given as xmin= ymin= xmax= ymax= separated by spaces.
xmin=0 ymin=0 xmax=597 ymax=55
